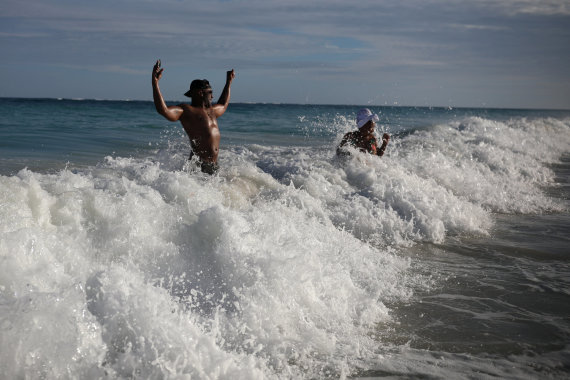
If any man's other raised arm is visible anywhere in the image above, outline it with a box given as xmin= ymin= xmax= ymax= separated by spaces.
xmin=214 ymin=69 xmax=235 ymax=117
xmin=152 ymin=60 xmax=183 ymax=122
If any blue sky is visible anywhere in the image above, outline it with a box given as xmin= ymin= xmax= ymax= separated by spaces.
xmin=1 ymin=0 xmax=569 ymax=108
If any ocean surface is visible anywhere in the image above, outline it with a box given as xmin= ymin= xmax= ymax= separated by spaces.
xmin=1 ymin=97 xmax=569 ymax=379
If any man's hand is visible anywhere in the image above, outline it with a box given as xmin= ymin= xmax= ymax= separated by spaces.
xmin=227 ymin=69 xmax=235 ymax=83
xmin=153 ymin=60 xmax=164 ymax=82
xmin=382 ymin=133 xmax=390 ymax=144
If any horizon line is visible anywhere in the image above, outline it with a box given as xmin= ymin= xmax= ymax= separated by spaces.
xmin=1 ymin=96 xmax=569 ymax=112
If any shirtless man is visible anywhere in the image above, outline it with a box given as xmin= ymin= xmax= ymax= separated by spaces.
xmin=337 ymin=108 xmax=390 ymax=157
xmin=152 ymin=60 xmax=235 ymax=174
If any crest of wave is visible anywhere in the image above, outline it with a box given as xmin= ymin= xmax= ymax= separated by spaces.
xmin=391 ymin=116 xmax=570 ymax=214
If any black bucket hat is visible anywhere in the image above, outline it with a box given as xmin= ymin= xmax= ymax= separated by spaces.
xmin=184 ymin=79 xmax=211 ymax=97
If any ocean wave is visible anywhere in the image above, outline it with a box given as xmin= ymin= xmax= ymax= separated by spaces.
xmin=1 ymin=114 xmax=568 ymax=378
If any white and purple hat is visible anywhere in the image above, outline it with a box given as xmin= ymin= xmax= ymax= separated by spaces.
xmin=356 ymin=108 xmax=379 ymax=128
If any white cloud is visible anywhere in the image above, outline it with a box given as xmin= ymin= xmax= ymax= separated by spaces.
xmin=448 ymin=24 xmax=509 ymax=31
xmin=0 ymin=32 xmax=49 ymax=38
xmin=492 ymin=0 xmax=570 ymax=16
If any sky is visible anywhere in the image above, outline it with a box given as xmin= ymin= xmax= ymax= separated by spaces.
xmin=1 ymin=0 xmax=570 ymax=109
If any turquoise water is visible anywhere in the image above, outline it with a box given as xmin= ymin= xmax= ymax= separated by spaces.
xmin=1 ymin=98 xmax=570 ymax=379
xmin=2 ymin=97 xmax=568 ymax=173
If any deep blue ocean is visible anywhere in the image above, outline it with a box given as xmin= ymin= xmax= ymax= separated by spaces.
xmin=1 ymin=97 xmax=569 ymax=379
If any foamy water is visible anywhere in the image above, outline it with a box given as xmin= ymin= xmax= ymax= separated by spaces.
xmin=1 ymin=103 xmax=570 ymax=378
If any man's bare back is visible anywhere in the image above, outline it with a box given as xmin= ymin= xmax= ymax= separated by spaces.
xmin=152 ymin=60 xmax=235 ymax=173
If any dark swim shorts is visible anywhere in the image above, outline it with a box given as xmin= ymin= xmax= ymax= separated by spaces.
xmin=188 ymin=151 xmax=219 ymax=175
xmin=199 ymin=161 xmax=219 ymax=175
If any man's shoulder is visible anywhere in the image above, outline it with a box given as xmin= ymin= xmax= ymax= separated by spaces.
xmin=178 ymin=103 xmax=204 ymax=115
xmin=343 ymin=131 xmax=357 ymax=139
xmin=344 ymin=131 xmax=361 ymax=142
xmin=179 ymin=103 xmax=213 ymax=112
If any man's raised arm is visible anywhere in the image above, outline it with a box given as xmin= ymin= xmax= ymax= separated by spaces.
xmin=214 ymin=69 xmax=235 ymax=117
xmin=152 ymin=60 xmax=183 ymax=122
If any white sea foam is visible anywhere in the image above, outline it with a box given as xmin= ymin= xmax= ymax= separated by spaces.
xmin=1 ymin=115 xmax=568 ymax=378
xmin=0 ymin=160 xmax=411 ymax=378
xmin=391 ymin=116 xmax=570 ymax=214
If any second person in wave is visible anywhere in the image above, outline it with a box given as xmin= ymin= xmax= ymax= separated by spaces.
xmin=152 ymin=59 xmax=235 ymax=174
xmin=337 ymin=108 xmax=390 ymax=157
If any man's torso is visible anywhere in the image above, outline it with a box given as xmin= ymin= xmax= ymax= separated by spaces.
xmin=178 ymin=104 xmax=220 ymax=163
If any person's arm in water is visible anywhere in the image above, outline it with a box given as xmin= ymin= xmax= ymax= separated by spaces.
xmin=152 ymin=60 xmax=183 ymax=122
xmin=336 ymin=132 xmax=353 ymax=155
xmin=214 ymin=69 xmax=235 ymax=117
xmin=377 ymin=133 xmax=390 ymax=156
